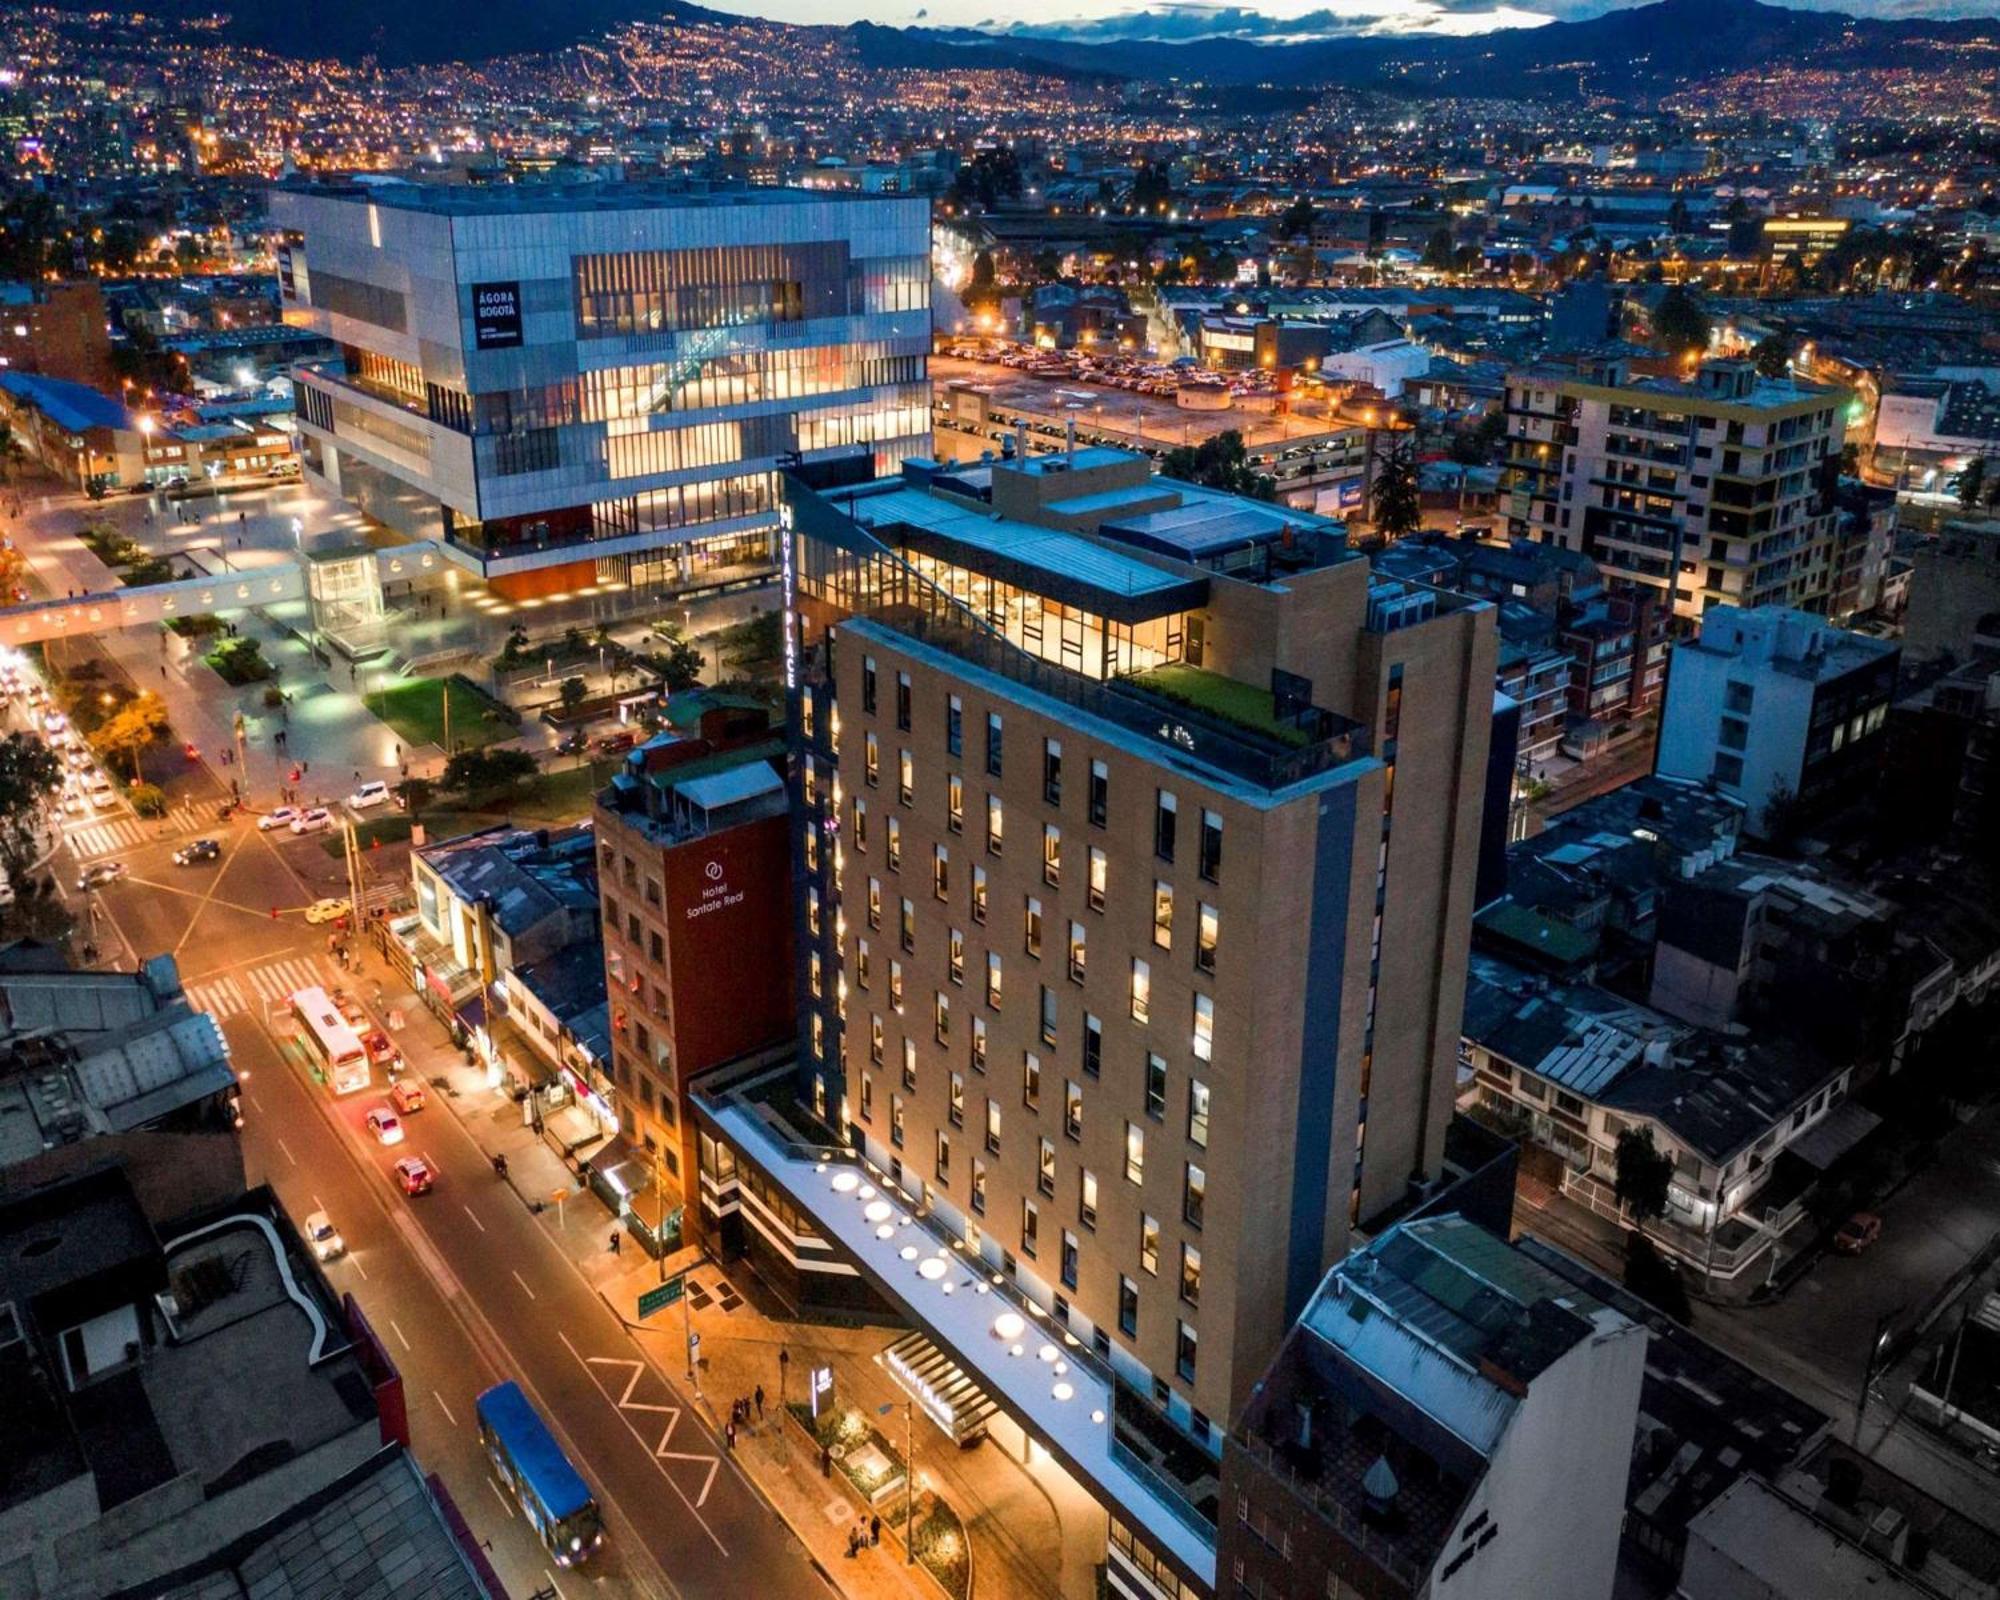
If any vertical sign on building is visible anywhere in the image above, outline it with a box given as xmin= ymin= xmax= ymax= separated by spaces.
xmin=780 ymin=504 xmax=798 ymax=693
xmin=471 ymin=282 xmax=524 ymax=350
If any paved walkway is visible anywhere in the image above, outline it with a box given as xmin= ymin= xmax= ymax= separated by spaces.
xmin=344 ymin=918 xmax=1103 ymax=1600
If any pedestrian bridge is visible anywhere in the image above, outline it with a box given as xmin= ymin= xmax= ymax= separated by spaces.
xmin=0 ymin=543 xmax=453 ymax=648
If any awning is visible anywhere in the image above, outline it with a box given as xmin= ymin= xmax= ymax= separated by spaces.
xmin=880 ymin=1331 xmax=998 ymax=1446
xmin=1786 ymin=1101 xmax=1883 ymax=1171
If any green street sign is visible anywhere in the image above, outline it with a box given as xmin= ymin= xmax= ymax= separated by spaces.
xmin=638 ymin=1275 xmax=684 ymax=1321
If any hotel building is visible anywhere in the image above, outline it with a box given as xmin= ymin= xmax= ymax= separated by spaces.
xmin=690 ymin=445 xmax=1496 ymax=1597
xmin=1502 ymin=356 xmax=1847 ymax=625
xmin=269 ymin=180 xmax=930 ymax=599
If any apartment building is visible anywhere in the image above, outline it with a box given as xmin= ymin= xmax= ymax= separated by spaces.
xmin=1502 ymin=356 xmax=1848 ymax=624
xmin=686 ymin=443 xmax=1494 ymax=1597
xmin=1655 ymin=606 xmax=1898 ymax=839
xmin=270 ymin=179 xmax=930 ymax=599
xmin=1223 ymin=1212 xmax=1645 ymax=1600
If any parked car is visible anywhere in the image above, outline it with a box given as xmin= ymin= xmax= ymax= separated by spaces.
xmin=365 ymin=1107 xmax=405 ymax=1146
xmin=393 ymin=1155 xmax=435 ymax=1196
xmin=594 ymin=729 xmax=638 ymax=755
xmin=290 ymin=807 xmax=333 ymax=835
xmin=173 ymin=838 xmax=222 ymax=866
xmin=1834 ymin=1212 xmax=1883 ymax=1255
xmin=77 ymin=861 xmax=126 ymax=891
xmin=305 ymin=896 xmax=353 ymax=925
xmin=347 ymin=779 xmax=390 ymax=810
xmin=555 ymin=731 xmax=591 ymax=756
xmin=388 ymin=1077 xmax=425 ymax=1114
xmin=304 ymin=1210 xmax=346 ymax=1262
xmin=258 ymin=806 xmax=298 ymax=831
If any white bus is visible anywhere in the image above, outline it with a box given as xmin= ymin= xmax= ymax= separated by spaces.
xmin=291 ymin=986 xmax=370 ymax=1095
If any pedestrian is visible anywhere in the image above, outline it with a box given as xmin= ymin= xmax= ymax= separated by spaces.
xmin=845 ymin=1529 xmax=858 ymax=1559
xmin=820 ymin=1443 xmax=832 ymax=1479
xmin=608 ymin=1229 xmax=621 ymax=1256
xmin=725 ymin=1420 xmax=736 ymax=1452
xmin=869 ymin=1514 xmax=880 ymax=1547
xmin=754 ymin=1384 xmax=765 ymax=1419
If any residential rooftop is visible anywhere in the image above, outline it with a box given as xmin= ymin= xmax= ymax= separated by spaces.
xmin=1680 ymin=605 xmax=1901 ymax=685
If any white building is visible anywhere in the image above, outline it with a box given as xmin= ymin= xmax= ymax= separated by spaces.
xmin=270 ymin=179 xmax=931 ymax=599
xmin=1320 ymin=337 xmax=1430 ymax=399
xmin=1656 ymin=606 xmax=1898 ymax=838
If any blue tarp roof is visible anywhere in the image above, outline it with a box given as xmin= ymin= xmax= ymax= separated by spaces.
xmin=0 ymin=371 xmax=137 ymax=434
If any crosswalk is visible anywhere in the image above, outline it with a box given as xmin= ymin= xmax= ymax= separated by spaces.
xmin=185 ymin=955 xmax=328 ymax=1021
xmin=65 ymin=802 xmax=213 ymax=861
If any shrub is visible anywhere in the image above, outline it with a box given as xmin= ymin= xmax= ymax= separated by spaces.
xmin=262 ymin=683 xmax=285 ymax=708
xmin=130 ymin=782 xmax=167 ymax=818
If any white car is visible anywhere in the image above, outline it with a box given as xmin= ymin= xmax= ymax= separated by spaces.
xmin=304 ymin=1210 xmax=345 ymax=1262
xmin=59 ymin=790 xmax=87 ymax=819
xmin=290 ymin=807 xmax=333 ymax=835
xmin=347 ymin=780 xmax=390 ymax=810
xmin=365 ymin=1107 xmax=404 ymax=1146
xmin=86 ymin=778 xmax=116 ymax=811
xmin=40 ymin=710 xmax=65 ymax=735
xmin=258 ymin=806 xmax=298 ymax=832
xmin=64 ymin=747 xmax=91 ymax=771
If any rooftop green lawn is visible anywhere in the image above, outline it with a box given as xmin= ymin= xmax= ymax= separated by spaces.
xmin=1127 ymin=663 xmax=1312 ymax=747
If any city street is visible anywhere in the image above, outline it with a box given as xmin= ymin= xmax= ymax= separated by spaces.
xmin=82 ymin=851 xmax=838 ymax=1600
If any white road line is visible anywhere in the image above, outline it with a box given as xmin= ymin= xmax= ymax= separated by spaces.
xmin=543 ymin=1572 xmax=570 ymax=1600
xmin=462 ymin=1204 xmax=487 ymax=1234
xmin=487 ymin=1478 xmax=516 ymax=1519
xmin=389 ymin=1319 xmax=411 ymax=1352
xmin=512 ymin=1269 xmax=537 ymax=1301
xmin=350 ymin=1256 xmax=369 ymax=1281
xmin=276 ymin=1137 xmax=296 ymax=1166
xmin=558 ymin=1332 xmax=728 ymax=1552
xmin=433 ymin=1390 xmax=459 ymax=1427
xmin=247 ymin=1095 xmax=263 ymax=1113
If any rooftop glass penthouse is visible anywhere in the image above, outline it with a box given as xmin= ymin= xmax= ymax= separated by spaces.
xmin=271 ymin=179 xmax=930 ymax=600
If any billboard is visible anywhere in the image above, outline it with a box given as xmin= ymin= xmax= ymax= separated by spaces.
xmin=471 ymin=281 xmax=524 ymax=350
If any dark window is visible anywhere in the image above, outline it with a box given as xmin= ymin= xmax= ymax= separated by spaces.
xmin=895 ymin=671 xmax=911 ymax=731
xmin=1043 ymin=739 xmax=1062 ymax=806
xmin=946 ymin=695 xmax=963 ymax=758
xmin=1118 ymin=1275 xmax=1139 ymax=1338
xmin=1199 ymin=810 xmax=1223 ymax=883
xmin=987 ymin=713 xmax=1004 ymax=777
xmin=1061 ymin=1229 xmax=1079 ymax=1289
xmin=862 ymin=656 xmax=877 ymax=714
xmin=1154 ymin=790 xmax=1177 ymax=862
xmin=1082 ymin=1013 xmax=1102 ymax=1080
xmin=1088 ymin=760 xmax=1108 ymax=828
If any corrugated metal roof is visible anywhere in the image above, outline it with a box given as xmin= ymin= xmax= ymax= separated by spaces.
xmin=853 ymin=487 xmax=1184 ymax=597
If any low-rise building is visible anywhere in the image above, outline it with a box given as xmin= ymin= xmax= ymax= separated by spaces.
xmin=0 ymin=1169 xmax=484 ymax=1600
xmin=1903 ymin=517 xmax=2000 ymax=666
xmin=1222 ymin=1211 xmax=1647 ymax=1600
xmin=1461 ymin=954 xmax=1856 ymax=1289
xmin=0 ymin=370 xmax=144 ymax=489
xmin=1656 ymin=606 xmax=1899 ymax=839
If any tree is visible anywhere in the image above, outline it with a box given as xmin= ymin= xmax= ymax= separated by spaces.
xmin=1953 ymin=455 xmax=1988 ymax=511
xmin=1750 ymin=331 xmax=1792 ymax=379
xmin=1278 ymin=196 xmax=1315 ymax=239
xmin=1651 ymin=287 xmax=1712 ymax=359
xmin=0 ymin=419 xmax=23 ymax=482
xmin=558 ymin=675 xmax=588 ymax=716
xmin=1421 ymin=226 xmax=1456 ymax=272
xmin=1623 ymin=1234 xmax=1693 ymax=1324
xmin=395 ymin=777 xmax=436 ymax=819
xmin=971 ymin=249 xmax=996 ymax=289
xmin=441 ymin=746 xmax=538 ymax=796
xmin=1370 ymin=436 xmax=1421 ymax=541
xmin=0 ymin=731 xmax=63 ymax=890
xmin=1159 ymin=431 xmax=1274 ymax=501
xmin=648 ymin=626 xmax=706 ymax=691
xmin=1031 ymin=246 xmax=1062 ymax=283
xmin=90 ymin=691 xmax=170 ymax=783
xmin=1613 ymin=1126 xmax=1674 ymax=1221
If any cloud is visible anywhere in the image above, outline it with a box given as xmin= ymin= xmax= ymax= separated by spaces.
xmin=982 ymin=0 xmax=1565 ymax=41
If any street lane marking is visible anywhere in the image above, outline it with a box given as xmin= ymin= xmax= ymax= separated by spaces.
xmin=543 ymin=1572 xmax=569 ymax=1600
xmin=488 ymin=1479 xmax=516 ymax=1519
xmin=390 ymin=1319 xmax=411 ymax=1352
xmin=512 ymin=1269 xmax=537 ymax=1301
xmin=570 ymin=1345 xmax=724 ymax=1520
xmin=463 ymin=1204 xmax=487 ymax=1233
xmin=433 ymin=1390 xmax=459 ymax=1427
xmin=350 ymin=1256 xmax=369 ymax=1281
xmin=277 ymin=1137 xmax=296 ymax=1166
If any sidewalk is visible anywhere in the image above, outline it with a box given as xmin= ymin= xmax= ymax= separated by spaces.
xmin=348 ymin=917 xmax=1096 ymax=1600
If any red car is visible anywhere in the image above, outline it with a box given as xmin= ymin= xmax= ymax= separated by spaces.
xmin=393 ymin=1155 xmax=435 ymax=1196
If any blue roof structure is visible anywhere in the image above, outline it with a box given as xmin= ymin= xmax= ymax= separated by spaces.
xmin=0 ymin=372 xmax=137 ymax=435
xmin=475 ymin=1382 xmax=594 ymax=1520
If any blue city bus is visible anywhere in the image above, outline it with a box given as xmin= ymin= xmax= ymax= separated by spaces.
xmin=476 ymin=1381 xmax=604 ymax=1565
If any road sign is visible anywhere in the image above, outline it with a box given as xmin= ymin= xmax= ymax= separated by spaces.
xmin=638 ymin=1274 xmax=685 ymax=1321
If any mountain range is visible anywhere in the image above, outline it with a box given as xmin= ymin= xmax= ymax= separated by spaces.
xmin=56 ymin=0 xmax=2000 ymax=83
